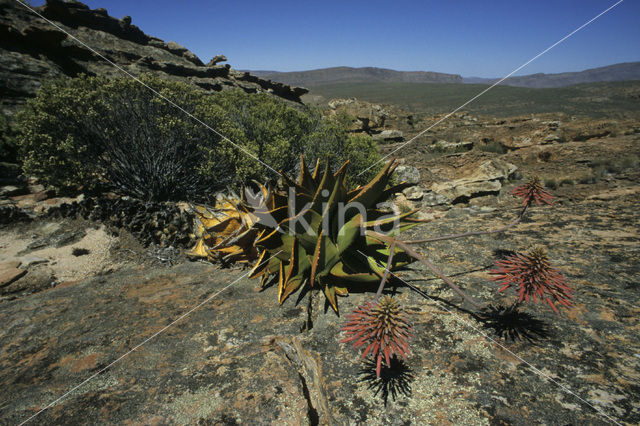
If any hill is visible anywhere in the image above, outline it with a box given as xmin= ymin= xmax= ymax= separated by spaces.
xmin=246 ymin=62 xmax=640 ymax=90
xmin=0 ymin=0 xmax=307 ymax=113
xmin=246 ymin=66 xmax=462 ymax=87
xmin=302 ymin=80 xmax=640 ymax=118
xmin=464 ymin=61 xmax=640 ymax=88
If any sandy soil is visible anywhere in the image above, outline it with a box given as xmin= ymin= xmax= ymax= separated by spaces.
xmin=0 ymin=221 xmax=124 ymax=285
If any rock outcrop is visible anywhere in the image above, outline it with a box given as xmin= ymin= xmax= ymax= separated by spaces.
xmin=326 ymin=98 xmax=406 ymax=140
xmin=430 ymin=158 xmax=517 ymax=203
xmin=1 ymin=181 xmax=639 ymax=423
xmin=0 ymin=0 xmax=307 ymax=113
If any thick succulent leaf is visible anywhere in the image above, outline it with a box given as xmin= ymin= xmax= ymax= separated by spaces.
xmin=313 ymin=157 xmax=337 ymax=202
xmin=185 ymin=238 xmax=208 ymax=258
xmin=280 ymin=207 xmax=323 ymax=238
xmin=347 ymin=159 xmax=397 ymax=210
xmin=320 ymin=278 xmax=339 ymax=313
xmin=346 ymin=186 xmax=362 ymax=200
xmin=298 ymin=154 xmax=316 ymax=191
xmin=249 ymin=250 xmax=281 ymax=280
xmin=329 ymin=261 xmax=379 ymax=283
xmin=371 ymin=245 xmax=414 ymax=267
xmin=364 ymin=209 xmax=417 ymax=231
xmin=311 ymin=158 xmax=322 ymax=185
xmin=333 ymin=159 xmax=350 ymax=178
xmin=336 ymin=213 xmax=363 ymax=254
xmin=257 ymin=205 xmax=288 ymax=228
xmin=271 ymin=191 xmax=289 ymax=212
xmin=283 ymin=237 xmax=310 ymax=283
xmin=220 ymin=247 xmax=246 ymax=262
xmin=211 ymin=227 xmax=257 ymax=250
xmin=386 ymin=217 xmax=427 ymax=236
xmin=257 ymin=230 xmax=294 ymax=261
xmin=340 ymin=250 xmax=385 ymax=279
xmin=334 ymin=286 xmax=349 ymax=296
xmin=191 ymin=204 xmax=216 ymax=218
xmin=281 ymin=237 xmax=298 ymax=295
xmin=249 ymin=250 xmax=267 ymax=278
xmin=322 ymin=161 xmax=349 ymax=218
xmin=197 ymin=215 xmax=224 ymax=231
xmin=378 ymin=182 xmax=415 ymax=201
xmin=310 ymin=230 xmax=340 ymax=286
xmin=209 ymin=245 xmax=247 ymax=255
xmin=253 ymin=181 xmax=270 ymax=201
xmin=206 ymin=216 xmax=244 ymax=235
xmin=277 ymin=208 xmax=319 ymax=238
xmin=309 ymin=230 xmax=323 ymax=287
xmin=280 ymin=276 xmax=305 ymax=303
xmin=281 ymin=171 xmax=310 ymax=197
xmin=277 ymin=261 xmax=285 ymax=302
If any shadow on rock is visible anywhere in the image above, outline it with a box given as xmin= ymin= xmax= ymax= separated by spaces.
xmin=359 ymin=356 xmax=415 ymax=406
xmin=477 ymin=303 xmax=549 ymax=343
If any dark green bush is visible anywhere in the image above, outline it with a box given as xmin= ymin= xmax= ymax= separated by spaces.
xmin=0 ymin=112 xmax=19 ymax=163
xmin=17 ymin=74 xmax=247 ymax=200
xmin=544 ymin=178 xmax=558 ymax=190
xmin=297 ymin=110 xmax=383 ymax=187
xmin=477 ymin=140 xmax=508 ymax=154
xmin=210 ymin=91 xmax=382 ymax=188
xmin=16 ymin=74 xmax=381 ymax=200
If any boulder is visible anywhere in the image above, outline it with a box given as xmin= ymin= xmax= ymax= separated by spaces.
xmin=373 ymin=129 xmax=403 ymax=141
xmin=433 ymin=140 xmax=474 ymax=151
xmin=326 ymin=98 xmax=388 ymax=133
xmin=0 ymin=265 xmax=26 ymax=288
xmin=207 ymin=54 xmax=227 ymax=66
xmin=421 ymin=190 xmax=450 ymax=207
xmin=503 ymin=136 xmax=535 ymax=149
xmin=402 ymin=185 xmax=425 ymax=201
xmin=394 ymin=165 xmax=420 ymax=184
xmin=430 ymin=159 xmax=517 ymax=203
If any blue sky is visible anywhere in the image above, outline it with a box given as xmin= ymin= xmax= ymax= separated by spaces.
xmin=31 ymin=0 xmax=640 ymax=77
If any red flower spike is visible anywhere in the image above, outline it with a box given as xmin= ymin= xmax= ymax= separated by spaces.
xmin=511 ymin=177 xmax=554 ymax=207
xmin=490 ymin=247 xmax=572 ymax=313
xmin=341 ymin=296 xmax=412 ymax=378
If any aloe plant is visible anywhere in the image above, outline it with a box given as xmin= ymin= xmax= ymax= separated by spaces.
xmin=248 ymin=156 xmax=425 ymax=312
xmin=190 ymin=158 xmax=571 ymax=378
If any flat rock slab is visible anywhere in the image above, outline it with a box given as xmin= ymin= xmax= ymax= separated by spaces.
xmin=0 ymin=266 xmax=26 ymax=287
xmin=0 ymin=262 xmax=314 ymax=424
xmin=1 ymin=181 xmax=639 ymax=424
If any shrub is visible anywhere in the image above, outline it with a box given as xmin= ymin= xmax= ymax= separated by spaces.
xmin=589 ymin=156 xmax=639 ymax=176
xmin=211 ymin=91 xmax=383 ymax=188
xmin=0 ymin=112 xmax=19 ymax=163
xmin=543 ymin=178 xmax=558 ymax=190
xmin=299 ymin=111 xmax=383 ymax=188
xmin=16 ymin=74 xmax=247 ymax=201
xmin=478 ymin=140 xmax=508 ymax=154
xmin=16 ymin=76 xmax=381 ymax=199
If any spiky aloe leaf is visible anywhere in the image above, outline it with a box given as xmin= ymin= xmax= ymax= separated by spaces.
xmin=246 ymin=155 xmax=421 ymax=313
xmin=187 ymin=198 xmax=260 ymax=263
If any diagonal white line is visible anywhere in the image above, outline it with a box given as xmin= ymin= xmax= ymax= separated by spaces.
xmin=13 ymin=0 xmax=281 ymax=177
xmin=357 ymin=249 xmax=622 ymax=425
xmin=358 ymin=0 xmax=625 ymax=177
xmin=18 ymin=251 xmax=281 ymax=425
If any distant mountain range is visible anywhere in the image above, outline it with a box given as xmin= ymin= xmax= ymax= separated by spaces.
xmin=463 ymin=62 xmax=640 ymax=88
xmin=244 ymin=62 xmax=640 ymax=89
xmin=244 ymin=66 xmax=462 ymax=86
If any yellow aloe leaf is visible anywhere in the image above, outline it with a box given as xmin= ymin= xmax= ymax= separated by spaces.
xmin=185 ymin=238 xmax=208 ymax=258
